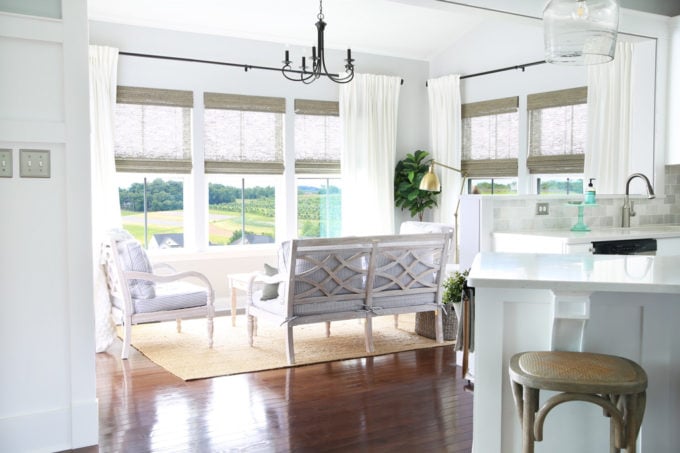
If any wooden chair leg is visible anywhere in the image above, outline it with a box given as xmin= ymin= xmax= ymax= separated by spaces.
xmin=624 ymin=392 xmax=645 ymax=453
xmin=325 ymin=321 xmax=331 ymax=338
xmin=247 ymin=315 xmax=255 ymax=347
xmin=285 ymin=325 xmax=295 ymax=365
xmin=434 ymin=308 xmax=443 ymax=344
xmin=364 ymin=317 xmax=374 ymax=353
xmin=522 ymin=386 xmax=538 ymax=453
xmin=609 ymin=394 xmax=623 ymax=453
xmin=121 ymin=321 xmax=132 ymax=360
xmin=394 ymin=314 xmax=399 ymax=328
xmin=207 ymin=316 xmax=214 ymax=348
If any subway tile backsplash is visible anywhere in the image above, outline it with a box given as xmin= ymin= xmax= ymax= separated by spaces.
xmin=490 ymin=165 xmax=680 ymax=231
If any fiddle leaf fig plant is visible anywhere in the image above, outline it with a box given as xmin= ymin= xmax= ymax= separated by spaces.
xmin=394 ymin=150 xmax=439 ymax=221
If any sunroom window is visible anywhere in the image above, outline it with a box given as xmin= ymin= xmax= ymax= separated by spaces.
xmin=203 ymin=92 xmax=285 ymax=246
xmin=527 ymin=87 xmax=587 ymax=193
xmin=294 ymin=99 xmax=342 ymax=238
xmin=113 ymin=86 xmax=193 ymax=248
xmin=461 ymin=96 xmax=519 ymax=193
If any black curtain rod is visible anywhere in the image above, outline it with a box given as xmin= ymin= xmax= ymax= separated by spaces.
xmin=461 ymin=60 xmax=546 ymax=79
xmin=426 ymin=60 xmax=546 ymax=86
xmin=118 ymin=51 xmax=404 ymax=85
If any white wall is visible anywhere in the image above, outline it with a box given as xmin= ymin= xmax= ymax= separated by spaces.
xmin=0 ymin=1 xmax=97 ymax=451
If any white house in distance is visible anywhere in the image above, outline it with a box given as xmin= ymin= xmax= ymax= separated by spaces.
xmin=1 ymin=0 xmax=679 ymax=451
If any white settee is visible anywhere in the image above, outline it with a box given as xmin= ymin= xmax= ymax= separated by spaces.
xmin=246 ymin=232 xmax=453 ymax=364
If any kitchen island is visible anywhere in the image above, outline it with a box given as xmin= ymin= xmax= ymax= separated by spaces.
xmin=467 ymin=252 xmax=680 ymax=453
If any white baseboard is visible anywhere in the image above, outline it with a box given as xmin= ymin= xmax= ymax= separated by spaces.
xmin=0 ymin=399 xmax=98 ymax=452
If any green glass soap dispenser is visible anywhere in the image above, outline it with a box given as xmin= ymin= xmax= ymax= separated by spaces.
xmin=585 ymin=178 xmax=596 ymax=204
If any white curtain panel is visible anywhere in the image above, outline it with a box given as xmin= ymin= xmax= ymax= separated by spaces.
xmin=89 ymin=45 xmax=121 ymax=352
xmin=584 ymin=41 xmax=634 ymax=194
xmin=427 ymin=74 xmax=462 ymax=227
xmin=339 ymin=73 xmax=401 ymax=236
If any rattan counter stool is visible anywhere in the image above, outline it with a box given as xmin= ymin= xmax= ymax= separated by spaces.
xmin=509 ymin=351 xmax=647 ymax=453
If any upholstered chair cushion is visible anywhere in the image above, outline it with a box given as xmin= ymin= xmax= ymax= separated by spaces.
xmin=116 ymin=239 xmax=156 ymax=299
xmin=261 ymin=263 xmax=280 ymax=300
xmin=132 ymin=281 xmax=208 ymax=314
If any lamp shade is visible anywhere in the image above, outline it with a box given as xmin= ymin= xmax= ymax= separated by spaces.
xmin=543 ymin=0 xmax=619 ymax=65
xmin=419 ymin=167 xmax=441 ymax=192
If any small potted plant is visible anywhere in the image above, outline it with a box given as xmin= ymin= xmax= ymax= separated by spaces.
xmin=442 ymin=269 xmax=469 ymax=315
xmin=416 ymin=269 xmax=469 ymax=341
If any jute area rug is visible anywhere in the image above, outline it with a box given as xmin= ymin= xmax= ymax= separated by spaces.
xmin=119 ymin=313 xmax=454 ymax=381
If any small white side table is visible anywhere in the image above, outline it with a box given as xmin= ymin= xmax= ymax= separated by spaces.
xmin=227 ymin=272 xmax=254 ymax=326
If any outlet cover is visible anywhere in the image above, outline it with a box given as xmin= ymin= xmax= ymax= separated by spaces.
xmin=0 ymin=149 xmax=11 ymax=178
xmin=536 ymin=202 xmax=550 ymax=216
xmin=20 ymin=149 xmax=50 ymax=178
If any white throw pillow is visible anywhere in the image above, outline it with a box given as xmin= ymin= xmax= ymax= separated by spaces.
xmin=116 ymin=239 xmax=156 ymax=299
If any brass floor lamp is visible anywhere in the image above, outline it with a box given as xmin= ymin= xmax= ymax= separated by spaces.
xmin=420 ymin=160 xmax=472 ymax=383
xmin=419 ymin=160 xmax=467 ymax=264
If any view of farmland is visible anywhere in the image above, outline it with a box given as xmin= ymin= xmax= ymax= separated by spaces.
xmin=471 ymin=177 xmax=583 ymax=195
xmin=118 ymin=178 xmax=341 ymax=248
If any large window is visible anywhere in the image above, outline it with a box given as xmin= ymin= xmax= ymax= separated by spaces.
xmin=294 ymin=99 xmax=342 ymax=237
xmin=117 ymin=175 xmax=185 ymax=249
xmin=207 ymin=175 xmax=276 ymax=246
xmin=297 ymin=177 xmax=342 ymax=238
xmin=114 ymin=86 xmax=193 ymax=248
xmin=203 ymin=92 xmax=285 ymax=246
xmin=461 ymin=97 xmax=519 ymax=187
xmin=468 ymin=178 xmax=518 ymax=195
xmin=527 ymin=87 xmax=587 ymax=179
xmin=536 ymin=176 xmax=584 ymax=195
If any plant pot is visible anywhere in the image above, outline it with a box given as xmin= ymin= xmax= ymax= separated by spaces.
xmin=415 ymin=303 xmax=458 ymax=341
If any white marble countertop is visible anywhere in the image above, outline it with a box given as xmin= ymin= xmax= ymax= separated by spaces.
xmin=493 ymin=224 xmax=680 ymax=244
xmin=468 ymin=252 xmax=680 ymax=293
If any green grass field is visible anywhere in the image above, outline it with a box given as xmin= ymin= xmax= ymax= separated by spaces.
xmin=122 ymin=209 xmax=275 ymax=246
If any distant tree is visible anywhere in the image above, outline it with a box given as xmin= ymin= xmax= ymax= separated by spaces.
xmin=228 ymin=229 xmax=254 ymax=245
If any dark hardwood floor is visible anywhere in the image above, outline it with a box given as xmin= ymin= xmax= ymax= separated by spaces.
xmin=84 ymin=337 xmax=473 ymax=452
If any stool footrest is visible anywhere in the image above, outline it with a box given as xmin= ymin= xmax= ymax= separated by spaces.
xmin=534 ymin=392 xmax=625 ymax=445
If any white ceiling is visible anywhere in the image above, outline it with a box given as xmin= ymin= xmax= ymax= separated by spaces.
xmin=87 ymin=0 xmax=678 ymax=61
xmin=87 ymin=0 xmax=497 ymax=61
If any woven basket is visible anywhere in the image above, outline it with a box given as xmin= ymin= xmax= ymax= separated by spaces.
xmin=415 ymin=303 xmax=458 ymax=341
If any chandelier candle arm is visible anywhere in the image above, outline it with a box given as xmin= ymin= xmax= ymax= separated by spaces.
xmin=281 ymin=0 xmax=355 ymax=84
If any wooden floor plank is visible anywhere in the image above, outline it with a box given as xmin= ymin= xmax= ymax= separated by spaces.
xmin=71 ymin=336 xmax=473 ymax=452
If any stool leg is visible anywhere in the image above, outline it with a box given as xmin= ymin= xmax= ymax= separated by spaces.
xmin=624 ymin=391 xmax=646 ymax=453
xmin=511 ymin=380 xmax=524 ymax=421
xmin=609 ymin=394 xmax=623 ymax=453
xmin=522 ymin=386 xmax=539 ymax=453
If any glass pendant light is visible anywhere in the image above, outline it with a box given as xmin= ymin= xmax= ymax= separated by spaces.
xmin=543 ymin=0 xmax=619 ymax=65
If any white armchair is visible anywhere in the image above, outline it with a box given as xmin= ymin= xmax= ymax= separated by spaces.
xmin=101 ymin=232 xmax=214 ymax=359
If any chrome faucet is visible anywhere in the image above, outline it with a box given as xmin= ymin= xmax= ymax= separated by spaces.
xmin=621 ymin=173 xmax=655 ymax=227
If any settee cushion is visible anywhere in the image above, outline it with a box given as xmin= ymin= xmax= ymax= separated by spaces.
xmin=116 ymin=239 xmax=156 ymax=299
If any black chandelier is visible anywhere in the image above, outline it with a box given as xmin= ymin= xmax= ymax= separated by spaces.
xmin=281 ymin=0 xmax=355 ymax=84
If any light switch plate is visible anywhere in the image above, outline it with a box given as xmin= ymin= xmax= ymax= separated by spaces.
xmin=0 ymin=149 xmax=11 ymax=178
xmin=20 ymin=149 xmax=50 ymax=178
xmin=536 ymin=202 xmax=550 ymax=215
